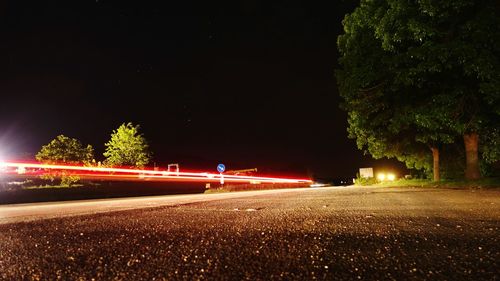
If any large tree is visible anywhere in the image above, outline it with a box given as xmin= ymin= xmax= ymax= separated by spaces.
xmin=337 ymin=0 xmax=454 ymax=180
xmin=103 ymin=122 xmax=152 ymax=167
xmin=337 ymin=0 xmax=500 ymax=180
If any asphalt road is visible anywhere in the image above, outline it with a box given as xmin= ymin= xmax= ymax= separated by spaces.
xmin=0 ymin=186 xmax=498 ymax=280
xmin=0 ymin=188 xmax=311 ymax=224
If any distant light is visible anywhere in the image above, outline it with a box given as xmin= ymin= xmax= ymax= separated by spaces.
xmin=376 ymin=173 xmax=386 ymax=181
xmin=310 ymin=183 xmax=327 ymax=187
xmin=387 ymin=173 xmax=396 ymax=181
xmin=0 ymin=159 xmax=6 ymax=176
xmin=16 ymin=166 xmax=26 ymax=174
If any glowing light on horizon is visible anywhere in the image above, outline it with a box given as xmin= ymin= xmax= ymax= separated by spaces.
xmin=377 ymin=172 xmax=396 ymax=182
xmin=376 ymin=173 xmax=386 ymax=181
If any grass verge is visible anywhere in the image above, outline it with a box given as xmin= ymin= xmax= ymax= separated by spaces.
xmin=23 ymin=184 xmax=85 ymax=189
xmin=359 ymin=178 xmax=500 ymax=189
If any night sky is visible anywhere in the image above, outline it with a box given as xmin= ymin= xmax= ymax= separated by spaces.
xmin=0 ymin=1 xmax=404 ymax=179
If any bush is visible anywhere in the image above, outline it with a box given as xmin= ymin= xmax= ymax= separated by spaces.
xmin=354 ymin=174 xmax=378 ymax=186
xmin=61 ymin=175 xmax=80 ymax=187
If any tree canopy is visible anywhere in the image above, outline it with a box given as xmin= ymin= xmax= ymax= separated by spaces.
xmin=36 ymin=135 xmax=94 ymax=165
xmin=337 ymin=0 xmax=500 ymax=179
xmin=35 ymin=135 xmax=94 ymax=186
xmin=103 ymin=122 xmax=152 ymax=167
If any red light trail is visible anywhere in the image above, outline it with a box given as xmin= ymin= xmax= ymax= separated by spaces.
xmin=0 ymin=162 xmax=312 ymax=184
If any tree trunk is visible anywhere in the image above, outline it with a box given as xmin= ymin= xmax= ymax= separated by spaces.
xmin=464 ymin=133 xmax=481 ymax=180
xmin=431 ymin=147 xmax=440 ymax=181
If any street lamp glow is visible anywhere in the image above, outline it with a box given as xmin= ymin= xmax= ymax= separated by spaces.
xmin=387 ymin=173 xmax=396 ymax=181
xmin=376 ymin=173 xmax=386 ymax=181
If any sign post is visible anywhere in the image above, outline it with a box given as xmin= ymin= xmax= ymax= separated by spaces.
xmin=217 ymin=164 xmax=225 ymax=185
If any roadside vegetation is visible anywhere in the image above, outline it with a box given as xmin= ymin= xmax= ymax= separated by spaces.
xmin=31 ymin=122 xmax=151 ymax=188
xmin=24 ymin=183 xmax=84 ymax=189
xmin=355 ymin=178 xmax=500 ymax=189
xmin=336 ymin=0 xmax=500 ymax=182
xmin=36 ymin=135 xmax=95 ymax=187
xmin=103 ymin=122 xmax=152 ymax=168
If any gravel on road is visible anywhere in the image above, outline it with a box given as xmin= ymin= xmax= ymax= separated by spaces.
xmin=0 ymin=186 xmax=498 ymax=280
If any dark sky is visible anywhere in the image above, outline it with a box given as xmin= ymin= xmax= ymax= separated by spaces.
xmin=0 ymin=0 xmax=404 ymax=178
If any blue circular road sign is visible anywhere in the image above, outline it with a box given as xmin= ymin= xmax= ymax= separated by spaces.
xmin=217 ymin=164 xmax=225 ymax=173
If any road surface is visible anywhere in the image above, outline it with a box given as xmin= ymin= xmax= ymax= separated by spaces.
xmin=0 ymin=186 xmax=499 ymax=280
xmin=0 ymin=188 xmax=311 ymax=224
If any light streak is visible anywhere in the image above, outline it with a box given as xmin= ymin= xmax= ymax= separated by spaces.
xmin=0 ymin=162 xmax=312 ymax=184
